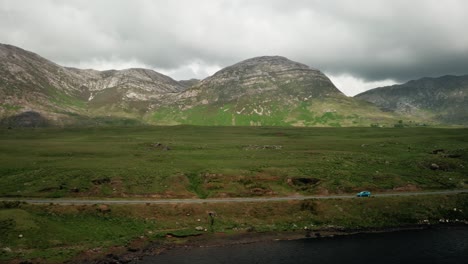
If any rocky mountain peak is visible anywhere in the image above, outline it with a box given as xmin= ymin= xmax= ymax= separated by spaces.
xmin=204 ymin=56 xmax=317 ymax=82
xmin=225 ymin=55 xmax=312 ymax=71
xmin=189 ymin=55 xmax=343 ymax=103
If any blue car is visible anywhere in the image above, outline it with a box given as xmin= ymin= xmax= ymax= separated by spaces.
xmin=357 ymin=191 xmax=371 ymax=197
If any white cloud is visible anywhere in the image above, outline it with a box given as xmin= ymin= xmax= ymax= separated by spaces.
xmin=65 ymin=57 xmax=151 ymax=71
xmin=156 ymin=61 xmax=222 ymax=81
xmin=327 ymin=73 xmax=397 ymax=96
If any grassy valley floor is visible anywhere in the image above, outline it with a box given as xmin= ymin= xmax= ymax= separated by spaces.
xmin=0 ymin=126 xmax=467 ymax=198
xmin=0 ymin=126 xmax=467 ymax=262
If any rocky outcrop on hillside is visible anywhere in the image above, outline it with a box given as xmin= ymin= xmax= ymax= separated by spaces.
xmin=355 ymin=75 xmax=468 ymax=124
xmin=0 ymin=44 xmax=82 ymax=95
xmin=67 ymin=67 xmax=184 ymax=101
xmin=184 ymin=56 xmax=342 ymax=103
xmin=0 ymin=43 xmax=184 ymax=125
xmin=0 ymin=44 xmax=87 ymax=114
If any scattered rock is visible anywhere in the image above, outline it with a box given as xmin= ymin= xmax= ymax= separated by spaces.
xmin=2 ymin=247 xmax=11 ymax=253
xmin=195 ymin=226 xmax=204 ymax=231
xmin=18 ymin=234 xmax=23 ymax=238
xmin=430 ymin=163 xmax=440 ymax=170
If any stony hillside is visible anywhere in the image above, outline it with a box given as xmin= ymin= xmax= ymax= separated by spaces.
xmin=0 ymin=44 xmax=88 ymax=125
xmin=147 ymin=56 xmax=396 ymax=126
xmin=67 ymin=67 xmax=184 ymax=118
xmin=355 ymin=75 xmax=468 ymax=125
xmin=0 ymin=43 xmax=184 ymax=126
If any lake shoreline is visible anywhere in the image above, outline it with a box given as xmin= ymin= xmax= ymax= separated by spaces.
xmin=73 ymin=223 xmax=467 ymax=264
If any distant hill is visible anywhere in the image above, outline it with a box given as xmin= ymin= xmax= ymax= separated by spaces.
xmin=178 ymin=78 xmax=200 ymax=89
xmin=355 ymin=75 xmax=468 ymax=125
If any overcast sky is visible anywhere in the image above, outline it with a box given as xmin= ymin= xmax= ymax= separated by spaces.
xmin=1 ymin=0 xmax=467 ymax=96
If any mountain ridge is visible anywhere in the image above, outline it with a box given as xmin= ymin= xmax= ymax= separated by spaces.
xmin=145 ymin=55 xmax=396 ymax=126
xmin=355 ymin=74 xmax=468 ymax=125
xmin=2 ymin=43 xmax=465 ymax=127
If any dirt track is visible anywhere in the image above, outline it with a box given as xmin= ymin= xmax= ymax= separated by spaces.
xmin=1 ymin=189 xmax=466 ymax=205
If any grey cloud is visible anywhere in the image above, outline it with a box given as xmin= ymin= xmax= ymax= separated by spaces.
xmin=1 ymin=0 xmax=467 ymax=84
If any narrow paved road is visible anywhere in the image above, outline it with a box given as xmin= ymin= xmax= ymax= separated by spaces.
xmin=1 ymin=189 xmax=466 ymax=205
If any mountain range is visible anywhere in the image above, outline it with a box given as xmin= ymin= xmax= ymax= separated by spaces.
xmin=0 ymin=43 xmax=466 ymax=127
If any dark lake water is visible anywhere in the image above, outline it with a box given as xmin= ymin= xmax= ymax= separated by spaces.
xmin=136 ymin=227 xmax=468 ymax=264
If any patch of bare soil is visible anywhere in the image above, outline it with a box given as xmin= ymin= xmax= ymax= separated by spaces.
xmin=392 ymin=184 xmax=421 ymax=192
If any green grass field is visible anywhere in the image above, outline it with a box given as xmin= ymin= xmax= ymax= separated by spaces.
xmin=0 ymin=126 xmax=467 ymax=198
